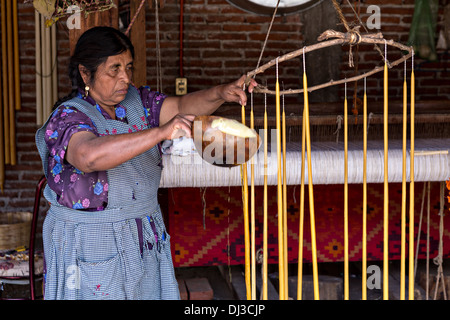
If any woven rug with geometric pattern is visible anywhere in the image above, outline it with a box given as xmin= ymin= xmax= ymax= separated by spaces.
xmin=167 ymin=182 xmax=449 ymax=267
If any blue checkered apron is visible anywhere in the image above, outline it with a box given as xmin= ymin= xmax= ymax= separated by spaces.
xmin=35 ymin=86 xmax=180 ymax=300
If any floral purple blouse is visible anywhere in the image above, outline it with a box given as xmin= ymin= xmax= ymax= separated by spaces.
xmin=44 ymin=85 xmax=166 ymax=211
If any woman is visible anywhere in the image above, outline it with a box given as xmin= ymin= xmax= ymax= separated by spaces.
xmin=36 ymin=26 xmax=257 ymax=300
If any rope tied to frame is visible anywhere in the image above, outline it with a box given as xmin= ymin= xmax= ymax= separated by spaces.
xmin=329 ymin=0 xmax=388 ymax=68
xmin=348 ymin=27 xmax=362 ymax=45
xmin=124 ymin=0 xmax=146 ymax=36
xmin=330 ymin=0 xmax=359 ymax=67
xmin=317 ymin=28 xmax=379 ymax=43
xmin=333 ymin=115 xmax=343 ymax=143
xmin=432 ymin=182 xmax=447 ymax=300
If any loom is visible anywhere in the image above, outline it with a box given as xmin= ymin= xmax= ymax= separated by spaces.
xmin=161 ymin=139 xmax=449 ymax=187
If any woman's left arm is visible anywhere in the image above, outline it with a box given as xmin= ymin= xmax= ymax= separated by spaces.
xmin=159 ymin=75 xmax=257 ymax=127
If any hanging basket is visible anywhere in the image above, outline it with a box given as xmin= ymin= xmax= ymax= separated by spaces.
xmin=53 ymin=0 xmax=117 ymax=18
xmin=0 ymin=212 xmax=33 ymax=250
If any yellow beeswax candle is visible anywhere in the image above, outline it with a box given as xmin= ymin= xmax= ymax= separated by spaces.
xmin=263 ymin=102 xmax=268 ymax=300
xmin=383 ymin=60 xmax=389 ymax=301
xmin=275 ymin=78 xmax=285 ymax=300
xmin=362 ymin=81 xmax=368 ymax=300
xmin=409 ymin=66 xmax=415 ymax=300
xmin=241 ymin=104 xmax=251 ymax=300
xmin=303 ymin=71 xmax=319 ymax=300
xmin=297 ymin=101 xmax=306 ymax=300
xmin=250 ymin=104 xmax=256 ymax=300
xmin=282 ymin=100 xmax=289 ymax=299
xmin=400 ymin=69 xmax=407 ymax=300
xmin=344 ymin=88 xmax=349 ymax=300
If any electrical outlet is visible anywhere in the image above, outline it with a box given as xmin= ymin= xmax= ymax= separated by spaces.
xmin=176 ymin=78 xmax=187 ymax=95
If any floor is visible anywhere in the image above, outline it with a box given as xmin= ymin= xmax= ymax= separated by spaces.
xmin=175 ymin=259 xmax=450 ymax=300
xmin=1 ymin=259 xmax=448 ymax=300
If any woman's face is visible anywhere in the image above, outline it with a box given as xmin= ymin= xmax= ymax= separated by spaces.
xmin=82 ymin=50 xmax=134 ymax=110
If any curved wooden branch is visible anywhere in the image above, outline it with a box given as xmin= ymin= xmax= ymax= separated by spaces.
xmin=245 ymin=29 xmax=413 ymax=96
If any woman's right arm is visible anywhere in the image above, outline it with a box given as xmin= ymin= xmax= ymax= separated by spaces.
xmin=66 ymin=113 xmax=194 ymax=173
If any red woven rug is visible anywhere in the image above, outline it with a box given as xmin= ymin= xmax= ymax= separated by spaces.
xmin=166 ymin=182 xmax=449 ymax=267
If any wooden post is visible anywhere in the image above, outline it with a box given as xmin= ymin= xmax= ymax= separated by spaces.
xmin=7 ymin=0 xmax=16 ymax=165
xmin=129 ymin=0 xmax=147 ymax=88
xmin=1 ymin=0 xmax=10 ymax=165
xmin=12 ymin=0 xmax=20 ymax=112
xmin=35 ymin=11 xmax=42 ymax=125
xmin=0 ymin=30 xmax=3 ymax=191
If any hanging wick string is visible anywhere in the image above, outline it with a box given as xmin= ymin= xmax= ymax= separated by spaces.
xmin=404 ymin=59 xmax=407 ymax=81
xmin=303 ymin=47 xmax=306 ymax=74
xmin=345 ymin=79 xmax=347 ymax=100
xmin=364 ymin=77 xmax=370 ymax=135
xmin=264 ymin=91 xmax=267 ymax=112
xmin=254 ymin=0 xmax=281 ymax=78
xmin=250 ymin=82 xmax=253 ymax=109
xmin=276 ymin=57 xmax=279 ymax=81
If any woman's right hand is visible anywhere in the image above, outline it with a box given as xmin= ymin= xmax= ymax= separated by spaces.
xmin=160 ymin=113 xmax=195 ymax=140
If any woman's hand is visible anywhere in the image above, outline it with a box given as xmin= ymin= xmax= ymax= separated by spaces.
xmin=217 ymin=75 xmax=258 ymax=106
xmin=159 ymin=75 xmax=258 ymax=127
xmin=159 ymin=113 xmax=195 ymax=140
